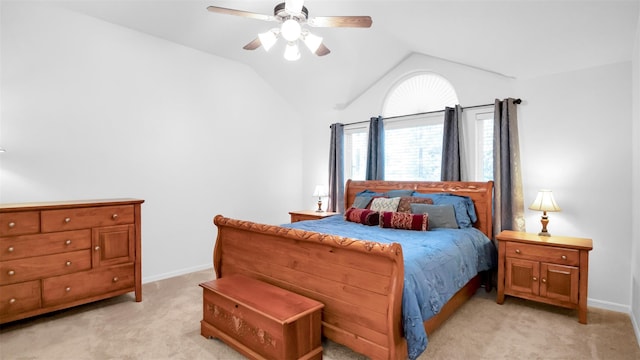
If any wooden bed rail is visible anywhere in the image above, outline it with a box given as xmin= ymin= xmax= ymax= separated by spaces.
xmin=213 ymin=215 xmax=408 ymax=360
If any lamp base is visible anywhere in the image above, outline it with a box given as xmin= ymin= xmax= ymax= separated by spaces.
xmin=316 ymin=199 xmax=323 ymax=212
xmin=538 ymin=231 xmax=551 ymax=237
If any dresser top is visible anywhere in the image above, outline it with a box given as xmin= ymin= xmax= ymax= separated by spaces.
xmin=0 ymin=198 xmax=144 ymax=212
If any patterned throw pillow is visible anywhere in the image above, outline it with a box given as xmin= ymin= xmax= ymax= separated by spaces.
xmin=379 ymin=211 xmax=428 ymax=231
xmin=369 ymin=197 xmax=401 ymax=212
xmin=344 ymin=208 xmax=380 ymax=226
xmin=396 ymin=196 xmax=434 ymax=213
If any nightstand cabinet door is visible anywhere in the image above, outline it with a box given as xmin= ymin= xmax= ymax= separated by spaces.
xmin=505 ymin=257 xmax=540 ymax=296
xmin=540 ymin=263 xmax=579 ymax=304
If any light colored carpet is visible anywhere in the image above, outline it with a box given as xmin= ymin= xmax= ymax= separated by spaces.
xmin=1 ymin=269 xmax=639 ymax=360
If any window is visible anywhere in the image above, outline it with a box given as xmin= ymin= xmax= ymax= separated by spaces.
xmin=343 ymin=72 xmax=494 ymax=182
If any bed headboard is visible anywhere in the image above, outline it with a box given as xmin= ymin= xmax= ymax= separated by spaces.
xmin=345 ymin=180 xmax=494 ymax=239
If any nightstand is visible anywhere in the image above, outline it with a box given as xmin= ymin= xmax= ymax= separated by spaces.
xmin=289 ymin=210 xmax=339 ymax=223
xmin=496 ymin=230 xmax=593 ymax=324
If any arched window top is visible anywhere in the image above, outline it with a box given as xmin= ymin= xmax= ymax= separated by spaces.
xmin=383 ymin=72 xmax=459 ymax=117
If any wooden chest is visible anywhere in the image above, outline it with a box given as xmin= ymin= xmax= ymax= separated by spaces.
xmin=0 ymin=199 xmax=143 ymax=324
xmin=200 ymin=274 xmax=324 ymax=360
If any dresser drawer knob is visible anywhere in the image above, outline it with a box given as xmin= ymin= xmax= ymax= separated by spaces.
xmin=64 ymin=217 xmax=71 ymax=223
xmin=542 ymin=278 xmax=547 ymax=283
xmin=112 ymin=214 xmax=118 ymax=220
xmin=65 ymin=261 xmax=72 ymax=267
xmin=112 ymin=276 xmax=119 ymax=283
xmin=94 ymin=246 xmax=101 ymax=251
xmin=9 ymin=298 xmax=16 ymax=305
xmin=65 ymin=239 xmax=72 ymax=245
xmin=532 ymin=276 xmax=537 ymax=281
xmin=7 ymin=246 xmax=14 ymax=253
xmin=8 ymin=222 xmax=16 ymax=228
xmin=65 ymin=287 xmax=71 ymax=292
xmin=7 ymin=270 xmax=15 ymax=276
xmin=515 ymin=249 xmax=521 ymax=254
xmin=561 ymin=255 xmax=567 ymax=260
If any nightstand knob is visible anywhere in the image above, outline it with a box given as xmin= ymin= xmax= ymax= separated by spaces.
xmin=7 ymin=270 xmax=15 ymax=276
xmin=542 ymin=278 xmax=547 ymax=283
xmin=561 ymin=255 xmax=567 ymax=260
xmin=112 ymin=214 xmax=118 ymax=220
xmin=65 ymin=261 xmax=72 ymax=267
xmin=9 ymin=298 xmax=16 ymax=305
xmin=532 ymin=276 xmax=538 ymax=281
xmin=94 ymin=246 xmax=101 ymax=251
xmin=65 ymin=239 xmax=72 ymax=245
xmin=112 ymin=277 xmax=119 ymax=283
xmin=7 ymin=246 xmax=14 ymax=253
xmin=64 ymin=217 xmax=71 ymax=223
xmin=65 ymin=287 xmax=71 ymax=292
xmin=8 ymin=222 xmax=15 ymax=228
xmin=515 ymin=249 xmax=521 ymax=254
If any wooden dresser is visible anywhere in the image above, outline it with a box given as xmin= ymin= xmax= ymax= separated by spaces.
xmin=496 ymin=230 xmax=593 ymax=323
xmin=0 ymin=199 xmax=144 ymax=324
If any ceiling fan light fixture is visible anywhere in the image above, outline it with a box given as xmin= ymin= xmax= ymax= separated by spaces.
xmin=281 ymin=18 xmax=301 ymax=42
xmin=258 ymin=30 xmax=279 ymax=51
xmin=284 ymin=0 xmax=304 ymax=16
xmin=283 ymin=42 xmax=301 ymax=61
xmin=302 ymin=31 xmax=322 ymax=53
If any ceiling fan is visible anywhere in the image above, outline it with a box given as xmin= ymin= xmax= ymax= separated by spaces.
xmin=206 ymin=0 xmax=373 ymax=61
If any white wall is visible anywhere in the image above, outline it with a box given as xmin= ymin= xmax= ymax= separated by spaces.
xmin=631 ymin=5 xmax=640 ymax=344
xmin=0 ymin=2 xmax=304 ymax=282
xmin=517 ymin=62 xmax=632 ymax=312
xmin=301 ymin=53 xmax=635 ymax=312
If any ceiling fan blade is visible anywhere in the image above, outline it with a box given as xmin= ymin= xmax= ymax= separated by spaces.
xmin=206 ymin=6 xmax=275 ymax=22
xmin=308 ymin=16 xmax=372 ymax=28
xmin=243 ymin=38 xmax=262 ymax=51
xmin=315 ymin=43 xmax=331 ymax=56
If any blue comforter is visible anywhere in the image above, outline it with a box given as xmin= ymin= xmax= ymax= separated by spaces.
xmin=282 ymin=215 xmax=496 ymax=359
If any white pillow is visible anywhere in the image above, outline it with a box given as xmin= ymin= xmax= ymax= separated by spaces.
xmin=369 ymin=197 xmax=401 ymax=212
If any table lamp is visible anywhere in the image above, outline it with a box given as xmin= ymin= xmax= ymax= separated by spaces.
xmin=528 ymin=189 xmax=561 ymax=236
xmin=312 ymin=185 xmax=328 ymax=212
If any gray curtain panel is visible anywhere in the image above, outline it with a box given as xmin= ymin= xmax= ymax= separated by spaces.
xmin=441 ymin=105 xmax=462 ymax=181
xmin=493 ymin=98 xmax=525 ymax=237
xmin=365 ymin=116 xmax=385 ymax=180
xmin=328 ymin=123 xmax=345 ymax=212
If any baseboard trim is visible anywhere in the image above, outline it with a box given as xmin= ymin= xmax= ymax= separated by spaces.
xmin=142 ymin=263 xmax=212 ymax=284
xmin=632 ymin=309 xmax=640 ymax=348
xmin=587 ymin=298 xmax=630 ymax=313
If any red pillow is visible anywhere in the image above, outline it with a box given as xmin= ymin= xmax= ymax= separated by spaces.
xmin=344 ymin=208 xmax=380 ymax=226
xmin=396 ymin=196 xmax=434 ymax=213
xmin=379 ymin=211 xmax=428 ymax=231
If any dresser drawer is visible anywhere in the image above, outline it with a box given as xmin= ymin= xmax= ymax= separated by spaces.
xmin=42 ymin=264 xmax=134 ymax=307
xmin=505 ymin=241 xmax=579 ymax=266
xmin=0 ymin=250 xmax=91 ymax=285
xmin=0 ymin=211 xmax=40 ymax=237
xmin=0 ymin=280 xmax=41 ymax=319
xmin=41 ymin=205 xmax=134 ymax=232
xmin=0 ymin=230 xmax=91 ymax=261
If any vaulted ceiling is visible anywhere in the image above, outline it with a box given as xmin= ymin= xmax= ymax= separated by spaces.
xmin=54 ymin=0 xmax=639 ymax=112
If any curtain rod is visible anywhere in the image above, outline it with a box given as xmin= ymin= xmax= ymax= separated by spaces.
xmin=339 ymin=98 xmax=522 ymax=127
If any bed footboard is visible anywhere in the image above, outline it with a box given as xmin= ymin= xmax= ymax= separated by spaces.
xmin=213 ymin=215 xmax=407 ymax=360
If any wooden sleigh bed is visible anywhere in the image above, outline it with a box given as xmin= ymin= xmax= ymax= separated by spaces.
xmin=212 ymin=180 xmax=494 ymax=360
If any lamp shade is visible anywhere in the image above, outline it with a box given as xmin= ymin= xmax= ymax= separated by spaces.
xmin=312 ymin=185 xmax=328 ymax=197
xmin=529 ymin=190 xmax=561 ymax=212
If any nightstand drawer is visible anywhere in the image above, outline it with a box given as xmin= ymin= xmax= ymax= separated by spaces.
xmin=505 ymin=242 xmax=579 ymax=266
